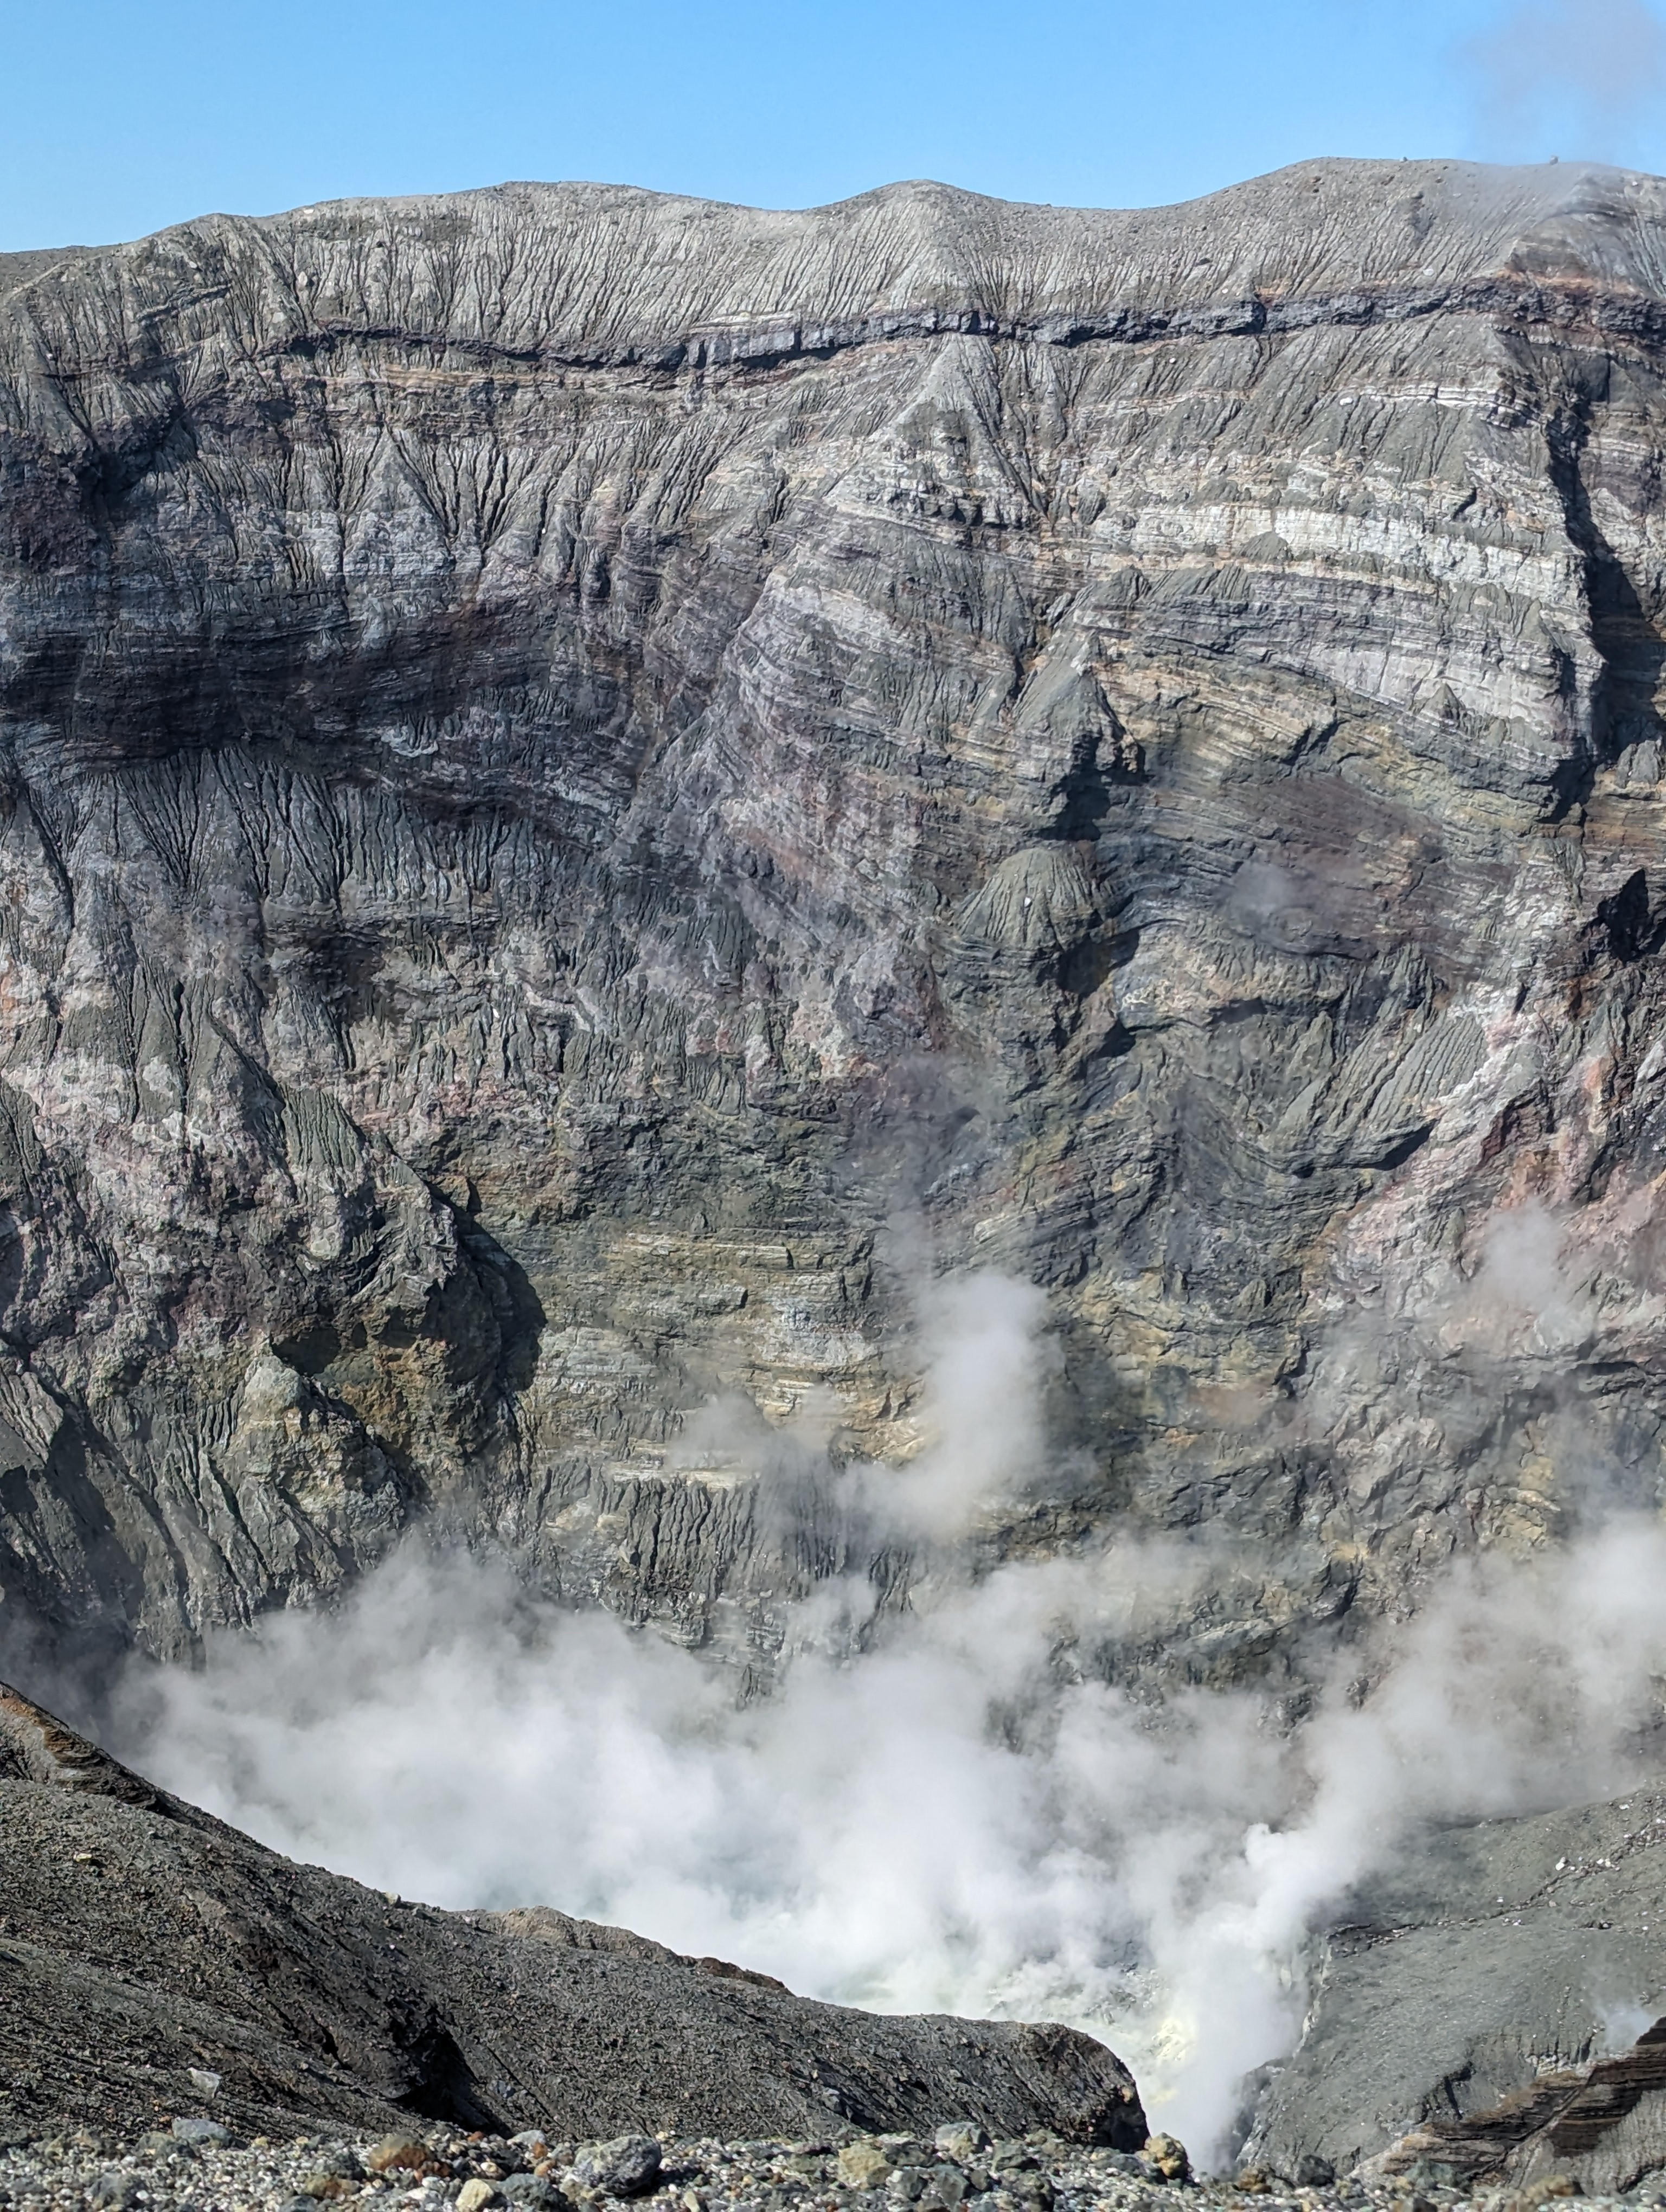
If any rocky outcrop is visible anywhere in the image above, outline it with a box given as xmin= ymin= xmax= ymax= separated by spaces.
xmin=8 ymin=160 xmax=1666 ymax=1674
xmin=1364 ymin=2021 xmax=1666 ymax=2198
xmin=0 ymin=1682 xmax=1146 ymax=2146
xmin=1242 ymin=1783 xmax=1666 ymax=2188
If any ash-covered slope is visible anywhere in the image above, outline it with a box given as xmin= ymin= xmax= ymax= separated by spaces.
xmin=0 ymin=1682 xmax=1145 ymax=2145
xmin=1246 ymin=1782 xmax=1666 ymax=2192
xmin=4 ymin=160 xmax=1666 ymax=1670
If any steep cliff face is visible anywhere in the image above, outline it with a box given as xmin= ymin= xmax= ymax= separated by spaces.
xmin=4 ymin=159 xmax=1666 ymax=1670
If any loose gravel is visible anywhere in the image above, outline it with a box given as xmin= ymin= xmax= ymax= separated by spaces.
xmin=0 ymin=2120 xmax=1659 ymax=2212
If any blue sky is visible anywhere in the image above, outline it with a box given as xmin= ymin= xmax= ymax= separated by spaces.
xmin=3 ymin=0 xmax=1665 ymax=251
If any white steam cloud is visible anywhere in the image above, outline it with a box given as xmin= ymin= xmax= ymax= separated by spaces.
xmin=1465 ymin=0 xmax=1666 ymax=164
xmin=109 ymin=1257 xmax=1666 ymax=2174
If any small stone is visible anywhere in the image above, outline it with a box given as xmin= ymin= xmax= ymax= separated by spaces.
xmin=458 ymin=2181 xmax=501 ymax=2212
xmin=1142 ymin=2134 xmax=1190 ymax=2185
xmin=933 ymin=2128 xmax=988 ymax=2165
xmin=501 ymin=2179 xmax=555 ymax=2209
xmin=91 ymin=2176 xmax=142 ymax=2209
xmin=921 ymin=2164 xmax=969 ymax=2209
xmin=1233 ymin=2172 xmax=1272 ymax=2196
xmin=368 ymin=2137 xmax=433 ymax=2176
xmin=171 ymin=2117 xmax=229 ymax=2147
xmin=569 ymin=2137 xmax=663 ymax=2199
xmin=187 ymin=2068 xmax=221 ymax=2098
xmin=837 ymin=2144 xmax=894 ymax=2191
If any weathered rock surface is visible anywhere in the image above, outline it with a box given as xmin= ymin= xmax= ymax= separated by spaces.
xmin=0 ymin=1682 xmax=1146 ymax=2147
xmin=1367 ymin=2021 xmax=1666 ymax=2198
xmin=8 ymin=159 xmax=1666 ymax=1675
xmin=1243 ymin=1783 xmax=1666 ymax=2188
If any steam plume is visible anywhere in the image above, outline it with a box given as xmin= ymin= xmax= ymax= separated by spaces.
xmin=104 ymin=1265 xmax=1666 ymax=2172
xmin=1465 ymin=0 xmax=1666 ymax=163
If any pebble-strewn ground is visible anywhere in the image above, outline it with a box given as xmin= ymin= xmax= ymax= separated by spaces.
xmin=0 ymin=2122 xmax=1660 ymax=2212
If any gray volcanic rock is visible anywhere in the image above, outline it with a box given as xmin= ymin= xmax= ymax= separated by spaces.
xmin=1243 ymin=1783 xmax=1666 ymax=2187
xmin=0 ymin=248 xmax=90 ymax=300
xmin=1364 ymin=2022 xmax=1666 ymax=2198
xmin=0 ymin=1682 xmax=1146 ymax=2147
xmin=7 ymin=160 xmax=1666 ymax=1672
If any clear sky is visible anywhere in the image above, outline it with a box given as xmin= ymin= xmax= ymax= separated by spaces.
xmin=3 ymin=0 xmax=1665 ymax=252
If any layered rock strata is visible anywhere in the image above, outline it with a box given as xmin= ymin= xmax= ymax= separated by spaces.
xmin=5 ymin=162 xmax=1666 ymax=1668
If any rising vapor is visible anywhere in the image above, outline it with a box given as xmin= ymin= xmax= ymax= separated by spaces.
xmin=106 ymin=1263 xmax=1666 ymax=2174
xmin=1466 ymin=0 xmax=1666 ymax=162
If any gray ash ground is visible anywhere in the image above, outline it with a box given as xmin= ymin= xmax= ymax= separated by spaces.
xmin=0 ymin=2122 xmax=1652 ymax=2212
